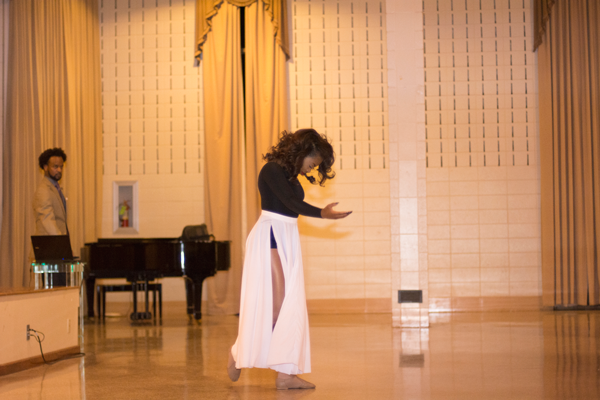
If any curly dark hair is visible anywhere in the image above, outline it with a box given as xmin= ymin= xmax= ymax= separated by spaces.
xmin=263 ymin=129 xmax=335 ymax=186
xmin=38 ymin=148 xmax=67 ymax=169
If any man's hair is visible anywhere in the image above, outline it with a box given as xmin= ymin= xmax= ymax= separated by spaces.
xmin=38 ymin=148 xmax=67 ymax=169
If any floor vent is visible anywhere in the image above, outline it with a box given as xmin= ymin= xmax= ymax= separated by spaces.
xmin=398 ymin=290 xmax=422 ymax=303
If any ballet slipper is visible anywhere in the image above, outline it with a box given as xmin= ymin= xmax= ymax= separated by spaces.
xmin=275 ymin=374 xmax=316 ymax=390
xmin=227 ymin=349 xmax=241 ymax=382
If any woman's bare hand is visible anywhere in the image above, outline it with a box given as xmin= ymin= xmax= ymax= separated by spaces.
xmin=321 ymin=203 xmax=352 ymax=219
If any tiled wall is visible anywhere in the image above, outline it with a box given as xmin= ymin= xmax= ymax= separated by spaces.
xmin=100 ymin=0 xmax=203 ymax=301
xmin=98 ymin=0 xmax=542 ymax=313
xmin=289 ymin=0 xmax=392 ymax=311
xmin=423 ymin=0 xmax=541 ymax=309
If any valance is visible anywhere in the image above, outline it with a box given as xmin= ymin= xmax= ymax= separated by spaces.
xmin=533 ymin=0 xmax=556 ymax=51
xmin=195 ymin=0 xmax=289 ymax=60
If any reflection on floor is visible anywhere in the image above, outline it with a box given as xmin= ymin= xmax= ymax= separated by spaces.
xmin=1 ymin=304 xmax=600 ymax=399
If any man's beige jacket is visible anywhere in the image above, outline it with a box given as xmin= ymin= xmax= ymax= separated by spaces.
xmin=32 ymin=176 xmax=67 ymax=235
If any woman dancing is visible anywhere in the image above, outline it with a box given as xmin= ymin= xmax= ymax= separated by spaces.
xmin=227 ymin=129 xmax=351 ymax=390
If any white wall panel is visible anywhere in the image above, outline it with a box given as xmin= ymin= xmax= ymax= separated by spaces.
xmin=290 ymin=0 xmax=391 ymax=305
xmin=423 ymin=0 xmax=541 ymax=302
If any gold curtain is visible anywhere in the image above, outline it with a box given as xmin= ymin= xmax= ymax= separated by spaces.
xmin=195 ymin=0 xmax=289 ymax=60
xmin=196 ymin=0 xmax=289 ymax=314
xmin=533 ymin=0 xmax=556 ymax=51
xmin=243 ymin=0 xmax=290 ymax=228
xmin=539 ymin=0 xmax=600 ymax=307
xmin=0 ymin=0 xmax=102 ymax=287
xmin=201 ymin=1 xmax=245 ymax=315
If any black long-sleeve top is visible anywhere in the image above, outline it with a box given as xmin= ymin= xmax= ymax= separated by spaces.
xmin=258 ymin=162 xmax=322 ymax=219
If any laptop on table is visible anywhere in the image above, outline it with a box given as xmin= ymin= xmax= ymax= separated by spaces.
xmin=31 ymin=235 xmax=75 ymax=263
xmin=31 ymin=235 xmax=78 ymax=287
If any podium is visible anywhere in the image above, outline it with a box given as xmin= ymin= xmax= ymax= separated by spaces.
xmin=32 ymin=261 xmax=86 ymax=289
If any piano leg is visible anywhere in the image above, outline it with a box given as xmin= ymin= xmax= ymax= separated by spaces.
xmin=132 ymin=280 xmax=138 ymax=317
xmin=85 ymin=277 xmax=96 ymax=318
xmin=159 ymin=285 xmax=163 ymax=319
xmin=101 ymin=286 xmax=106 ymax=320
xmin=96 ymin=285 xmax=102 ymax=319
xmin=153 ymin=285 xmax=157 ymax=320
xmin=144 ymin=278 xmax=150 ymax=316
xmin=192 ymin=279 xmax=203 ymax=320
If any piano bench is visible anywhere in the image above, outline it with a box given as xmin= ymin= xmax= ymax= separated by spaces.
xmin=96 ymin=283 xmax=162 ymax=321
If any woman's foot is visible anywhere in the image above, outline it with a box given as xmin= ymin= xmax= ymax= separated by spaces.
xmin=227 ymin=349 xmax=241 ymax=382
xmin=275 ymin=373 xmax=315 ymax=390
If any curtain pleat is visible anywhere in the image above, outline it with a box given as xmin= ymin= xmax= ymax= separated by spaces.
xmin=0 ymin=0 xmax=102 ymax=288
xmin=539 ymin=0 xmax=600 ymax=307
xmin=201 ymin=1 xmax=245 ymax=315
xmin=244 ymin=0 xmax=290 ymax=229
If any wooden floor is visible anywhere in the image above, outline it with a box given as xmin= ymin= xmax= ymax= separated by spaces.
xmin=1 ymin=304 xmax=599 ymax=399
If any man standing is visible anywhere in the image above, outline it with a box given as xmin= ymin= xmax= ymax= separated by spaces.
xmin=33 ymin=148 xmax=68 ymax=235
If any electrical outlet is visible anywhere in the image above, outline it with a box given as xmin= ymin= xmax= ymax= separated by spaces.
xmin=26 ymin=324 xmax=30 ymax=341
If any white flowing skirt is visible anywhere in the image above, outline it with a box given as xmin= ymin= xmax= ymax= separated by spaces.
xmin=231 ymin=210 xmax=311 ymax=375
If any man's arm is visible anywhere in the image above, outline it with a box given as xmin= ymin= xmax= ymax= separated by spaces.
xmin=33 ymin=187 xmax=62 ymax=235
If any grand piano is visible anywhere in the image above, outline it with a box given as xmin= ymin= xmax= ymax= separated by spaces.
xmin=82 ymin=227 xmax=230 ymax=320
